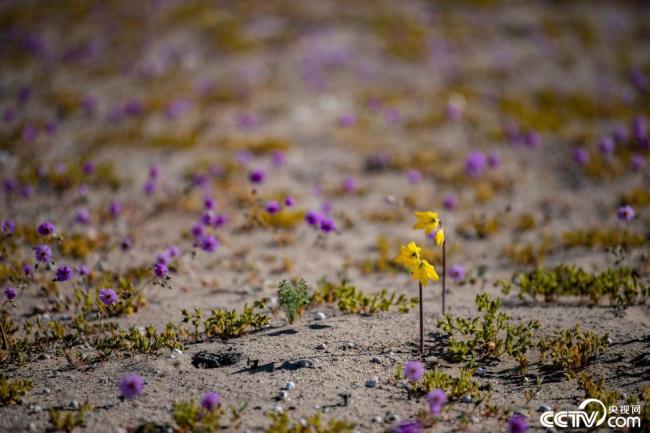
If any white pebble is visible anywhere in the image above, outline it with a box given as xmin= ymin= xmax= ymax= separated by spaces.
xmin=365 ymin=377 xmax=378 ymax=388
xmin=172 ymin=348 xmax=183 ymax=355
xmin=314 ymin=312 xmax=326 ymax=320
xmin=284 ymin=381 xmax=296 ymax=390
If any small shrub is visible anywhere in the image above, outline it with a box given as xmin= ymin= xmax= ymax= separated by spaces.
xmin=311 ymin=278 xmax=418 ymax=314
xmin=47 ymin=401 xmax=92 ymax=432
xmin=173 ymin=400 xmax=223 ymax=433
xmin=0 ymin=372 xmax=33 ymax=405
xmin=266 ymin=412 xmax=355 ymax=433
xmin=278 ymin=279 xmax=310 ymax=324
xmin=538 ymin=325 xmax=608 ymax=377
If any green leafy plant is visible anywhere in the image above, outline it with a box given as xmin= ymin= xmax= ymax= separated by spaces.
xmin=396 ymin=367 xmax=481 ymax=400
xmin=173 ymin=400 xmax=223 ymax=433
xmin=437 ymin=293 xmax=540 ymax=366
xmin=311 ymin=278 xmax=418 ymax=314
xmin=498 ymin=265 xmax=649 ymax=308
xmin=0 ymin=372 xmax=33 ymax=405
xmin=266 ymin=412 xmax=355 ymax=433
xmin=278 ymin=279 xmax=310 ymax=324
xmin=47 ymin=401 xmax=92 ymax=432
xmin=577 ymin=372 xmax=620 ymax=414
xmin=182 ymin=304 xmax=269 ymax=339
xmin=538 ymin=325 xmax=608 ymax=377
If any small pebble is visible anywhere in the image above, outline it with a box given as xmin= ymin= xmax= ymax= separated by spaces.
xmin=277 ymin=390 xmax=288 ymax=401
xmin=29 ymin=423 xmax=37 ymax=431
xmin=70 ymin=400 xmax=79 ymax=409
xmin=365 ymin=377 xmax=378 ymax=388
xmin=32 ymin=405 xmax=42 ymax=413
xmin=314 ymin=312 xmax=326 ymax=320
xmin=284 ymin=381 xmax=296 ymax=390
xmin=372 ymin=416 xmax=382 ymax=423
xmin=371 ymin=356 xmax=381 ymax=364
xmin=476 ymin=367 xmax=487 ymax=376
xmin=345 ymin=341 xmax=355 ymax=349
xmin=298 ymin=359 xmax=313 ymax=368
xmin=470 ymin=416 xmax=479 ymax=424
xmin=387 ymin=413 xmax=400 ymax=422
xmin=538 ymin=405 xmax=552 ymax=413
xmin=462 ymin=395 xmax=472 ymax=403
xmin=172 ymin=348 xmax=183 ymax=355
xmin=316 ymin=343 xmax=326 ymax=350
xmin=273 ymin=404 xmax=284 ymax=413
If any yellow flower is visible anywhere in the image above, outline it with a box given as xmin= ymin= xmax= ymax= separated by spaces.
xmin=413 ymin=211 xmax=440 ymax=235
xmin=411 ymin=258 xmax=440 ymax=286
xmin=395 ymin=241 xmax=421 ymax=269
xmin=434 ymin=228 xmax=445 ymax=246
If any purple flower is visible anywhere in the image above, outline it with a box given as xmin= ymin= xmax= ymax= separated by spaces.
xmin=449 ymin=265 xmax=465 ymax=281
xmin=426 ymin=388 xmax=447 ymax=415
xmin=200 ymin=235 xmax=219 ymax=253
xmin=38 ymin=221 xmax=55 ymax=236
xmin=23 ymin=263 xmax=34 ymax=277
xmin=403 ymin=360 xmax=425 ymax=382
xmin=487 ymin=151 xmax=501 ymax=168
xmin=630 ymin=68 xmax=649 ymax=91
xmin=524 ymin=131 xmax=540 ymax=148
xmin=34 ymin=244 xmax=52 ymax=263
xmin=191 ymin=223 xmax=205 ymax=238
xmin=237 ymin=150 xmax=253 ymax=165
xmin=3 ymin=178 xmax=17 ymax=194
xmin=121 ymin=237 xmax=132 ymax=251
xmin=265 ymin=201 xmax=281 ymax=214
xmin=153 ymin=263 xmax=168 ymax=278
xmin=99 ymin=288 xmax=118 ymax=306
xmin=212 ymin=214 xmax=228 ymax=227
xmin=77 ymin=265 xmax=91 ymax=277
xmin=508 ymin=415 xmax=528 ymax=433
xmin=167 ymin=246 xmax=180 ymax=258
xmin=632 ymin=115 xmax=647 ymax=142
xmin=617 ymin=205 xmax=635 ymax=222
xmin=284 ymin=196 xmax=295 ymax=207
xmin=319 ymin=217 xmax=336 ymax=233
xmin=124 ymin=99 xmax=143 ymax=117
xmin=337 ymin=113 xmax=356 ymax=128
xmin=465 ymin=151 xmax=487 ymax=177
xmin=305 ymin=211 xmax=321 ymax=227
xmin=572 ymin=147 xmax=589 ymax=166
xmin=597 ymin=137 xmax=615 ymax=156
xmin=631 ymin=154 xmax=646 ymax=171
xmin=23 ymin=125 xmax=38 ymax=142
xmin=54 ymin=266 xmax=73 ymax=282
xmin=119 ymin=373 xmax=144 ymax=399
xmin=612 ymin=124 xmax=627 ymax=143
xmin=75 ymin=209 xmax=90 ymax=224
xmin=3 ymin=107 xmax=16 ymax=123
xmin=82 ymin=161 xmax=95 ymax=174
xmin=4 ymin=287 xmax=16 ymax=301
xmin=407 ymin=169 xmax=422 ymax=184
xmin=271 ymin=151 xmax=286 ymax=168
xmin=149 ymin=164 xmax=160 ymax=180
xmin=109 ymin=201 xmax=123 ymax=218
xmin=443 ymin=195 xmax=458 ymax=210
xmin=392 ymin=420 xmax=423 ymax=433
xmin=445 ymin=101 xmax=462 ymax=121
xmin=249 ymin=169 xmax=265 ymax=184
xmin=2 ymin=219 xmax=15 ymax=235
xmin=343 ymin=177 xmax=358 ymax=193
xmin=200 ymin=391 xmax=221 ymax=411
xmin=204 ymin=197 xmax=215 ymax=210
xmin=165 ymin=98 xmax=191 ymax=120
xmin=143 ymin=181 xmax=156 ymax=195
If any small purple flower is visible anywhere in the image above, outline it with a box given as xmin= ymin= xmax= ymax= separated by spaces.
xmin=124 ymin=99 xmax=143 ymax=117
xmin=617 ymin=205 xmax=635 ymax=222
xmin=443 ymin=195 xmax=458 ymax=210
xmin=392 ymin=420 xmax=423 ymax=433
xmin=3 ymin=107 xmax=16 ymax=123
xmin=54 ymin=265 xmax=73 ymax=282
xmin=319 ymin=217 xmax=336 ymax=233
xmin=449 ymin=265 xmax=465 ymax=281
xmin=82 ymin=161 xmax=95 ymax=175
xmin=237 ymin=150 xmax=253 ymax=165
xmin=271 ymin=151 xmax=286 ymax=168
xmin=612 ymin=124 xmax=627 ymax=143
xmin=3 ymin=178 xmax=17 ymax=194
xmin=631 ymin=154 xmax=646 ymax=171
xmin=284 ymin=196 xmax=295 ymax=207
xmin=119 ymin=373 xmax=144 ymax=399
xmin=165 ymin=98 xmax=191 ymax=120
xmin=149 ymin=164 xmax=160 ymax=180
xmin=23 ymin=125 xmax=38 ymax=142
xmin=633 ymin=115 xmax=647 ymax=142
xmin=249 ymin=169 xmax=265 ymax=184
xmin=75 ymin=209 xmax=90 ymax=224
xmin=99 ymin=288 xmax=118 ymax=306
xmin=153 ymin=263 xmax=168 ymax=278
xmin=200 ymin=391 xmax=221 ymax=411
xmin=445 ymin=101 xmax=463 ymax=121
xmin=212 ymin=214 xmax=228 ymax=227
xmin=465 ymin=151 xmax=487 ymax=177
xmin=305 ymin=211 xmax=321 ymax=227
xmin=597 ymin=137 xmax=615 ymax=156
xmin=77 ymin=264 xmax=91 ymax=277
xmin=20 ymin=184 xmax=33 ymax=199
xmin=630 ymin=68 xmax=649 ymax=91
xmin=342 ymin=177 xmax=358 ymax=193
xmin=407 ymin=169 xmax=422 ymax=184
xmin=487 ymin=151 xmax=501 ymax=168
xmin=109 ymin=201 xmax=123 ymax=218
xmin=426 ymin=388 xmax=447 ymax=415
xmin=524 ymin=131 xmax=540 ymax=148
xmin=265 ymin=201 xmax=281 ymax=214
xmin=337 ymin=113 xmax=356 ymax=128
xmin=142 ymin=180 xmax=156 ymax=195
xmin=403 ymin=360 xmax=425 ymax=382
xmin=4 ymin=287 xmax=16 ymax=301
xmin=23 ymin=263 xmax=34 ymax=278
xmin=508 ymin=415 xmax=528 ymax=433
xmin=121 ymin=237 xmax=133 ymax=251
xmin=572 ymin=147 xmax=589 ymax=166
xmin=2 ymin=219 xmax=15 ymax=235
xmin=200 ymin=235 xmax=219 ymax=253
xmin=37 ymin=221 xmax=55 ymax=236
xmin=34 ymin=244 xmax=52 ymax=263
xmin=204 ymin=197 xmax=215 ymax=210
xmin=191 ymin=223 xmax=205 ymax=238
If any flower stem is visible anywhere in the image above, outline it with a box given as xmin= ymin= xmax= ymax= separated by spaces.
xmin=418 ymin=281 xmax=424 ymax=355
xmin=442 ymin=239 xmax=446 ymax=315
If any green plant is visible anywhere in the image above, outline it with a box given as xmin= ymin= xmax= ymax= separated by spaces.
xmin=47 ymin=401 xmax=92 ymax=432
xmin=266 ymin=412 xmax=355 ymax=433
xmin=577 ymin=372 xmax=620 ymax=416
xmin=395 ymin=366 xmax=481 ymax=400
xmin=0 ymin=372 xmax=33 ymax=405
xmin=173 ymin=400 xmax=223 ymax=433
xmin=278 ymin=279 xmax=310 ymax=324
xmin=437 ymin=293 xmax=539 ymax=365
xmin=498 ymin=265 xmax=649 ymax=308
xmin=538 ymin=325 xmax=608 ymax=377
xmin=182 ymin=304 xmax=269 ymax=339
xmin=311 ymin=278 xmax=418 ymax=314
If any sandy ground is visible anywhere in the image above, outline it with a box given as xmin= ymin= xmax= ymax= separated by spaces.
xmin=0 ymin=0 xmax=649 ymax=432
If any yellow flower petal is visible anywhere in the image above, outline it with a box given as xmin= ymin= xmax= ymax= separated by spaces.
xmin=413 ymin=211 xmax=440 ymax=235
xmin=411 ymin=258 xmax=439 ymax=286
xmin=435 ymin=229 xmax=445 ymax=246
xmin=395 ymin=241 xmax=421 ymax=270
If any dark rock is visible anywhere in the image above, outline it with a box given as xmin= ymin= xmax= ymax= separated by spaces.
xmin=191 ymin=350 xmax=242 ymax=368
